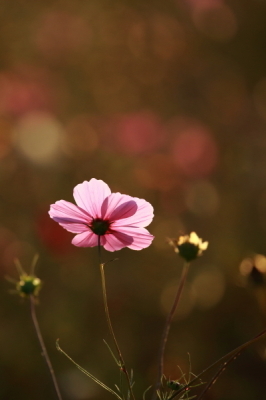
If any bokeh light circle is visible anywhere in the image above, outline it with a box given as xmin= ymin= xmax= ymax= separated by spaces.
xmin=13 ymin=111 xmax=63 ymax=165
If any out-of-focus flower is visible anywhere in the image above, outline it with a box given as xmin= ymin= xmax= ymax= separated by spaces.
xmin=239 ymin=255 xmax=266 ymax=286
xmin=7 ymin=257 xmax=42 ymax=298
xmin=36 ymin=211 xmax=74 ymax=255
xmin=0 ymin=68 xmax=57 ymax=116
xmin=102 ymin=111 xmax=165 ymax=155
xmin=168 ymin=232 xmax=208 ymax=262
xmin=49 ymin=178 xmax=154 ymax=252
xmin=170 ymin=119 xmax=218 ymax=178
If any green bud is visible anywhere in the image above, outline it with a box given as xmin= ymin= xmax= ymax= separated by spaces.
xmin=16 ymin=274 xmax=42 ymax=297
xmin=167 ymin=380 xmax=183 ymax=390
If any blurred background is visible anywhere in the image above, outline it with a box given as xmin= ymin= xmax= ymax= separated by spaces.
xmin=1 ymin=0 xmax=266 ymax=399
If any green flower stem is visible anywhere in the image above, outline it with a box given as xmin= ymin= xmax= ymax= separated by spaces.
xmin=98 ymin=250 xmax=135 ymax=400
xmin=154 ymin=261 xmax=190 ymax=398
xmin=99 ymin=264 xmax=135 ymax=400
xmin=30 ymin=295 xmax=63 ymax=400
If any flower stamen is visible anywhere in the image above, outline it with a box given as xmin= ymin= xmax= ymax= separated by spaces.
xmin=90 ymin=219 xmax=110 ymax=236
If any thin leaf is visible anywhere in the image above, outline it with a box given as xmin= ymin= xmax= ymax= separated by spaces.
xmin=5 ymin=275 xmax=18 ymax=284
xmin=14 ymin=259 xmax=24 ymax=275
xmin=143 ymin=386 xmax=152 ymax=400
xmin=103 ymin=339 xmax=120 ymax=366
xmin=114 ymin=384 xmax=121 ymax=392
xmin=196 ymin=350 xmax=241 ymax=400
xmin=130 ymin=369 xmax=135 ymax=386
xmin=168 ymin=326 xmax=266 ymax=400
xmin=31 ymin=254 xmax=39 ymax=275
xmin=119 ymin=366 xmax=125 ymax=400
xmin=56 ymin=339 xmax=122 ymax=400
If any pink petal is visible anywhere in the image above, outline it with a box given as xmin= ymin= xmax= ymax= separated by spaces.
xmin=55 ymin=222 xmax=89 ymax=234
xmin=73 ymin=179 xmax=111 ymax=218
xmin=49 ymin=200 xmax=92 ymax=233
xmin=112 ymin=226 xmax=154 ymax=250
xmin=102 ymin=231 xmax=133 ymax=252
xmin=101 ymin=193 xmax=138 ymax=221
xmin=111 ymin=197 xmax=154 ymax=227
xmin=72 ymin=231 xmax=99 ymax=247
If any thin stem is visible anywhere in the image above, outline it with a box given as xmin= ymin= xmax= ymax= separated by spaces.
xmin=56 ymin=340 xmax=122 ymax=400
xmin=167 ymin=326 xmax=266 ymax=400
xmin=98 ymin=242 xmax=136 ymax=400
xmin=196 ymin=350 xmax=242 ymax=400
xmin=30 ymin=295 xmax=63 ymax=400
xmin=153 ymin=262 xmax=190 ymax=398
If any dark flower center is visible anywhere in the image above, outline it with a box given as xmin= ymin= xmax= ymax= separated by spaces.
xmin=17 ymin=276 xmax=41 ymax=297
xmin=90 ymin=219 xmax=110 ymax=235
xmin=177 ymin=242 xmax=199 ymax=262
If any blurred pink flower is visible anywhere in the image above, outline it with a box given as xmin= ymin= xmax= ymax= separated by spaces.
xmin=49 ymin=179 xmax=154 ymax=252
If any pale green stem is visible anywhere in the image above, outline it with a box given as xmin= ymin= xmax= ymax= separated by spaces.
xmin=98 ymin=240 xmax=135 ymax=400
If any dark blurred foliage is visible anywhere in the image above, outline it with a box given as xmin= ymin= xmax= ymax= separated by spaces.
xmin=1 ymin=0 xmax=266 ymax=399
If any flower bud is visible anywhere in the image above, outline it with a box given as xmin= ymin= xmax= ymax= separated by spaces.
xmin=167 ymin=380 xmax=183 ymax=390
xmin=239 ymin=255 xmax=266 ymax=287
xmin=16 ymin=274 xmax=42 ymax=297
xmin=7 ymin=256 xmax=42 ymax=298
xmin=168 ymin=232 xmax=208 ymax=262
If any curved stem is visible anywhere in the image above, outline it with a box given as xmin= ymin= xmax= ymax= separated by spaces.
xmin=30 ymin=296 xmax=63 ymax=400
xmin=98 ymin=242 xmax=135 ymax=400
xmin=153 ymin=262 xmax=190 ymax=399
xmin=196 ymin=350 xmax=242 ymax=400
xmin=167 ymin=326 xmax=266 ymax=400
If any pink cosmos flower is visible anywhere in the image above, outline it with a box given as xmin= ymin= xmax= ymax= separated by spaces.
xmin=48 ymin=178 xmax=154 ymax=252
